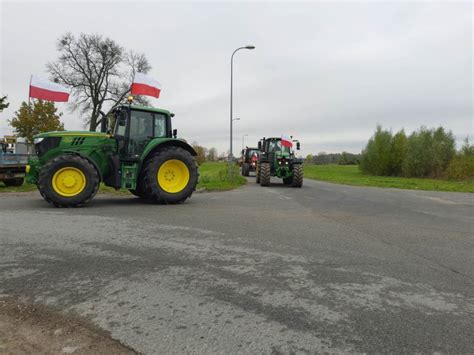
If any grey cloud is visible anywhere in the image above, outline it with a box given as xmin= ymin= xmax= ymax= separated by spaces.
xmin=1 ymin=1 xmax=472 ymax=156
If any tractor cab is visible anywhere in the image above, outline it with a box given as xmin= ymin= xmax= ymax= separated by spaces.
xmin=107 ymin=105 xmax=174 ymax=161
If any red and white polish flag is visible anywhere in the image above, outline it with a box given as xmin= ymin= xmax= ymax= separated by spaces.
xmin=131 ymin=72 xmax=162 ymax=98
xmin=281 ymin=135 xmax=293 ymax=148
xmin=29 ymin=75 xmax=70 ymax=102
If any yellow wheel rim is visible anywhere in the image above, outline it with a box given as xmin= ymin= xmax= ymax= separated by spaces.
xmin=52 ymin=167 xmax=86 ymax=197
xmin=157 ymin=159 xmax=190 ymax=193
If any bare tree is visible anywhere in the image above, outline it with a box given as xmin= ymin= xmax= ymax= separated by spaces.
xmin=47 ymin=33 xmax=151 ymax=131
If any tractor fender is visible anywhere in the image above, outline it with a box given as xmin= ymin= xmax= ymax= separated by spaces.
xmin=142 ymin=139 xmax=197 ymax=163
xmin=62 ymin=151 xmax=104 ymax=182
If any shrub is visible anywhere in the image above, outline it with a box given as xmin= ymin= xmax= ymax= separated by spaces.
xmin=390 ymin=130 xmax=407 ymax=176
xmin=446 ymin=138 xmax=474 ymax=180
xmin=359 ymin=126 xmax=393 ymax=175
xmin=403 ymin=127 xmax=455 ymax=178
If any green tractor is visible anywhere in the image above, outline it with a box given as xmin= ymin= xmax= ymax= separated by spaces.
xmin=27 ymin=104 xmax=198 ymax=207
xmin=256 ymin=137 xmax=303 ymax=187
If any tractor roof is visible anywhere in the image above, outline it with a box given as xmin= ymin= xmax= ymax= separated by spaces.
xmin=122 ymin=104 xmax=171 ymax=116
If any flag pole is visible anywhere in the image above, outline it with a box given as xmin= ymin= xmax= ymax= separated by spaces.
xmin=28 ymin=75 xmax=32 ymax=108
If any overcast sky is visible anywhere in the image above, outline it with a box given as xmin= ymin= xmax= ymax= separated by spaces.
xmin=0 ymin=0 xmax=472 ymax=155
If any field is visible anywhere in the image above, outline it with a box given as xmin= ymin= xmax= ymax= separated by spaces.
xmin=304 ymin=164 xmax=474 ymax=193
xmin=0 ymin=162 xmax=246 ymax=193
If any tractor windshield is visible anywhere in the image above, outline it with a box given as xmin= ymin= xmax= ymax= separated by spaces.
xmin=247 ymin=149 xmax=259 ymax=159
xmin=269 ymin=140 xmax=290 ymax=154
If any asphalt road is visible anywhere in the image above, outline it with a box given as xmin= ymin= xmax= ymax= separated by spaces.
xmin=1 ymin=177 xmax=473 ymax=353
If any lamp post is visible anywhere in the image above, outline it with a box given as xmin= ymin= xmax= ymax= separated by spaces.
xmin=242 ymin=134 xmax=248 ymax=150
xmin=230 ymin=45 xmax=255 ymax=161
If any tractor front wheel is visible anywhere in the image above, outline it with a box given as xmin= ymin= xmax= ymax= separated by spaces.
xmin=292 ymin=164 xmax=303 ymax=188
xmin=242 ymin=163 xmax=250 ymax=177
xmin=256 ymin=163 xmax=261 ymax=183
xmin=38 ymin=155 xmax=100 ymax=207
xmin=129 ymin=187 xmax=146 ymax=199
xmin=259 ymin=162 xmax=271 ymax=187
xmin=142 ymin=147 xmax=198 ymax=204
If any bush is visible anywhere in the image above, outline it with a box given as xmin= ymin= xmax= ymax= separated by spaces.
xmin=360 ymin=125 xmax=458 ymax=179
xmin=337 ymin=152 xmax=360 ymax=165
xmin=403 ymin=127 xmax=455 ymax=178
xmin=446 ymin=139 xmax=474 ymax=180
xmin=390 ymin=130 xmax=407 ymax=176
xmin=359 ymin=126 xmax=393 ymax=175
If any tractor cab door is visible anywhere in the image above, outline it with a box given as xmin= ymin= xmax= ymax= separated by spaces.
xmin=126 ymin=110 xmax=155 ymax=159
xmin=114 ymin=109 xmax=168 ymax=160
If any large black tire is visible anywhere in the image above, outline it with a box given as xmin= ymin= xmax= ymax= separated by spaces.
xmin=256 ymin=163 xmax=260 ymax=183
xmin=38 ymin=155 xmax=100 ymax=207
xmin=292 ymin=164 xmax=303 ymax=188
xmin=260 ymin=162 xmax=271 ymax=187
xmin=242 ymin=163 xmax=250 ymax=177
xmin=3 ymin=178 xmax=24 ymax=187
xmin=129 ymin=170 xmax=147 ymax=198
xmin=142 ymin=146 xmax=198 ymax=204
xmin=129 ymin=187 xmax=146 ymax=198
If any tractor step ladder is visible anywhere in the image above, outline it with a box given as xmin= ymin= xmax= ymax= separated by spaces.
xmin=120 ymin=163 xmax=138 ymax=190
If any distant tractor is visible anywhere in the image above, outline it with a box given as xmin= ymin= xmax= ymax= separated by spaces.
xmin=240 ymin=147 xmax=260 ymax=176
xmin=256 ymin=137 xmax=303 ymax=187
xmin=27 ymin=103 xmax=198 ymax=207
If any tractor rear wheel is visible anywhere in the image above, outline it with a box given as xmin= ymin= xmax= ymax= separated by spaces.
xmin=3 ymin=178 xmax=24 ymax=187
xmin=242 ymin=163 xmax=250 ymax=177
xmin=38 ymin=155 xmax=100 ymax=207
xmin=292 ymin=164 xmax=303 ymax=188
xmin=142 ymin=146 xmax=198 ymax=204
xmin=259 ymin=162 xmax=271 ymax=187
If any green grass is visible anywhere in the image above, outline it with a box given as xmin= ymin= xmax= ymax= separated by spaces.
xmin=197 ymin=161 xmax=247 ymax=191
xmin=0 ymin=181 xmax=36 ymax=193
xmin=304 ymin=164 xmax=474 ymax=193
xmin=0 ymin=161 xmax=246 ymax=194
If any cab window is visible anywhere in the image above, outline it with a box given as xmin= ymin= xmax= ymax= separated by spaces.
xmin=128 ymin=110 xmax=154 ymax=157
xmin=154 ymin=113 xmax=167 ymax=137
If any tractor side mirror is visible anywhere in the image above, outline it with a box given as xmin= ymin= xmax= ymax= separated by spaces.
xmin=258 ymin=141 xmax=262 ymax=150
xmin=173 ymin=129 xmax=178 ymax=138
xmin=296 ymin=142 xmax=301 ymax=150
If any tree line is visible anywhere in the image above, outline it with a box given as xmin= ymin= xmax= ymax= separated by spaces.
xmin=359 ymin=125 xmax=473 ymax=180
xmin=305 ymin=152 xmax=361 ymax=165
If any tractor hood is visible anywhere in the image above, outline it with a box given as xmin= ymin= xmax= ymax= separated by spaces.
xmin=275 ymin=150 xmax=291 ymax=159
xmin=34 ymin=131 xmax=109 ymax=139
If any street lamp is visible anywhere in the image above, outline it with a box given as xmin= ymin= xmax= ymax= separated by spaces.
xmin=230 ymin=45 xmax=255 ymax=160
xmin=242 ymin=134 xmax=249 ymax=150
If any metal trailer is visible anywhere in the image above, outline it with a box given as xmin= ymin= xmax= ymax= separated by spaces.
xmin=0 ymin=153 xmax=29 ymax=186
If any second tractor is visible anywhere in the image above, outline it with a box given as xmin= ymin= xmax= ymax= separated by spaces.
xmin=256 ymin=137 xmax=303 ymax=187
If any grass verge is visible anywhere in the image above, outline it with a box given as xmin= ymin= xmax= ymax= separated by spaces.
xmin=0 ymin=162 xmax=246 ymax=194
xmin=197 ymin=162 xmax=247 ymax=191
xmin=304 ymin=164 xmax=474 ymax=193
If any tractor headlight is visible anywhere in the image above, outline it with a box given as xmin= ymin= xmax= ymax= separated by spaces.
xmin=34 ymin=137 xmax=45 ymax=144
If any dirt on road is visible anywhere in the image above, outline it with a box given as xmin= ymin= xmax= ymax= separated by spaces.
xmin=0 ymin=298 xmax=135 ymax=354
